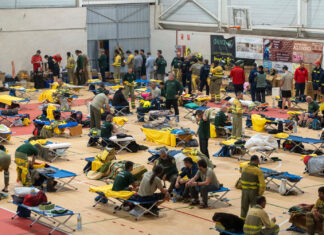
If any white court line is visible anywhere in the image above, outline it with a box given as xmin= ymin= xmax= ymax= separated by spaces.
xmin=279 ymin=218 xmax=289 ymax=227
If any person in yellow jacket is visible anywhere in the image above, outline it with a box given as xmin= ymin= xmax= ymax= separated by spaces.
xmin=66 ymin=52 xmax=75 ymax=84
xmin=189 ymin=58 xmax=203 ymax=93
xmin=123 ymin=68 xmax=136 ymax=109
xmin=232 ymin=91 xmax=244 ymax=139
xmin=210 ymin=61 xmax=224 ymax=103
xmin=112 ymin=49 xmax=122 ymax=84
xmin=126 ymin=50 xmax=135 ymax=70
xmin=244 ymin=196 xmax=279 ymax=235
xmin=240 ymin=155 xmax=266 ymax=220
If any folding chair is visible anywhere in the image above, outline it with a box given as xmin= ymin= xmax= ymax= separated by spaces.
xmin=11 ymin=201 xmax=76 ymax=235
xmin=109 ymin=136 xmax=135 ymax=154
xmin=40 ymin=166 xmax=78 ymax=192
xmin=171 ymin=129 xmax=195 ymax=147
xmin=113 ymin=105 xmax=129 ymax=116
xmin=291 ymin=100 xmax=306 ymax=110
xmin=208 ymin=186 xmax=231 ymax=207
xmin=276 ymin=135 xmax=324 ymax=154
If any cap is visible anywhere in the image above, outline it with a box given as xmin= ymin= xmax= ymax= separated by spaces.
xmin=315 ymin=61 xmax=321 ymax=65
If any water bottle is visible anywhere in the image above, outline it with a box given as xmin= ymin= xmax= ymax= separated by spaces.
xmin=77 ymin=213 xmax=82 ymax=230
xmin=42 ymin=180 xmax=47 ymax=193
xmin=293 ymin=121 xmax=297 ymax=133
xmin=172 ymin=189 xmax=177 ymax=203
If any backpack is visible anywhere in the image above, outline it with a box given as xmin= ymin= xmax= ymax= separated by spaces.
xmin=310 ymin=119 xmax=321 ymax=130
xmin=71 ymin=111 xmax=83 ymax=123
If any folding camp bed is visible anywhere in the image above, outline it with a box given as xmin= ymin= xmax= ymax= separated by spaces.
xmin=184 ymin=104 xmax=209 ymax=119
xmin=261 ymin=167 xmax=304 ymax=195
xmin=210 ymin=227 xmax=244 ymax=235
xmin=11 ymin=201 xmax=76 ymax=235
xmin=275 ymin=135 xmax=324 ymax=154
xmin=0 ymin=110 xmax=24 ymax=127
xmin=9 ymin=87 xmax=38 ymax=100
xmin=264 ymin=117 xmax=294 ymax=132
xmin=40 ymin=166 xmax=78 ymax=192
xmin=42 ymin=143 xmax=72 ymax=162
xmin=93 ymin=191 xmax=161 ymax=221
xmin=147 ymin=149 xmax=182 ymax=164
xmin=0 ymin=130 xmax=12 ymax=144
xmin=171 ymin=129 xmax=195 ymax=147
xmin=208 ymin=186 xmax=231 ymax=207
xmin=109 ymin=136 xmax=135 ymax=154
xmin=135 ymin=79 xmax=150 ymax=86
xmin=113 ymin=105 xmax=129 ymax=116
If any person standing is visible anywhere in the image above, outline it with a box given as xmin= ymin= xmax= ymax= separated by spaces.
xmin=75 ymin=50 xmax=85 ymax=85
xmin=125 ymin=51 xmax=134 ymax=70
xmin=83 ymin=53 xmax=92 ymax=82
xmin=181 ymin=56 xmax=190 ymax=91
xmin=255 ymin=65 xmax=267 ymax=103
xmin=66 ymin=52 xmax=75 ymax=84
xmin=199 ymin=59 xmax=210 ymax=95
xmin=90 ymin=90 xmax=110 ymax=129
xmin=230 ymin=62 xmax=245 ymax=95
xmin=164 ymin=73 xmax=183 ymax=122
xmin=232 ymin=92 xmax=244 ymax=139
xmin=140 ymin=49 xmax=146 ymax=81
xmin=171 ymin=52 xmax=182 ymax=81
xmin=44 ymin=55 xmax=60 ymax=83
xmin=209 ymin=61 xmax=224 ymax=102
xmin=155 ymin=50 xmax=167 ymax=81
xmin=0 ymin=145 xmax=11 ymax=193
xmin=280 ymin=65 xmax=293 ymax=110
xmin=145 ymin=52 xmax=154 ymax=82
xmin=134 ymin=50 xmax=143 ymax=80
xmin=112 ymin=49 xmax=121 ymax=84
xmin=31 ymin=50 xmax=42 ymax=73
xmin=240 ymin=155 xmax=265 ymax=220
xmin=312 ymin=61 xmax=323 ymax=101
xmin=244 ymin=196 xmax=279 ymax=235
xmin=98 ymin=49 xmax=108 ymax=82
xmin=190 ymin=58 xmax=203 ymax=93
xmin=196 ymin=110 xmax=210 ymax=158
xmin=294 ymin=61 xmax=309 ymax=100
xmin=123 ymin=68 xmax=136 ymax=109
xmin=249 ymin=63 xmax=258 ymax=102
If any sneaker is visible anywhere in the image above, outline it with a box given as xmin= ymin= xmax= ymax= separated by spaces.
xmin=199 ymin=203 xmax=208 ymax=209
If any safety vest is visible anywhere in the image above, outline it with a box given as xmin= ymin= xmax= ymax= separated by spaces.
xmin=127 ymin=54 xmax=134 ymax=68
xmin=210 ymin=66 xmax=223 ymax=79
xmin=232 ymin=98 xmax=243 ymax=114
xmin=113 ymin=55 xmax=121 ymax=67
xmin=244 ymin=205 xmax=278 ymax=235
xmin=240 ymin=163 xmax=265 ymax=195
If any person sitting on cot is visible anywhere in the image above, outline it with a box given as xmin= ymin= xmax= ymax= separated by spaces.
xmin=298 ymin=96 xmax=319 ymax=127
xmin=214 ymin=106 xmax=231 ymax=137
xmin=306 ymin=186 xmax=324 ymax=235
xmin=154 ymin=149 xmax=178 ymax=193
xmin=175 ymin=157 xmax=198 ymax=202
xmin=112 ymin=161 xmax=138 ymax=192
xmin=187 ymin=159 xmax=222 ymax=209
xmin=130 ymin=165 xmax=170 ymax=215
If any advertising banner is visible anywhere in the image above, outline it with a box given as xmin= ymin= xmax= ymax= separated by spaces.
xmin=236 ymin=37 xmax=263 ymax=59
xmin=263 ymin=38 xmax=293 ymax=62
xmin=210 ymin=35 xmax=235 ymax=65
xmin=292 ymin=41 xmax=323 ymax=64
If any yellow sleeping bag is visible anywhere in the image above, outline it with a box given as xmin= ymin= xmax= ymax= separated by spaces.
xmin=0 ymin=95 xmax=24 ymax=105
xmin=39 ymin=90 xmax=56 ymax=103
xmin=89 ymin=184 xmax=135 ymax=200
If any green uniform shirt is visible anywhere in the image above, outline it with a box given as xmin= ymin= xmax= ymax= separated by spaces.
xmin=96 ymin=87 xmax=105 ymax=94
xmin=256 ymin=72 xmax=267 ymax=88
xmin=214 ymin=111 xmax=227 ymax=127
xmin=112 ymin=170 xmax=135 ymax=191
xmin=123 ymin=72 xmax=136 ymax=83
xmin=171 ymin=57 xmax=181 ymax=69
xmin=16 ymin=143 xmax=38 ymax=156
xmin=77 ymin=55 xmax=85 ymax=70
xmin=308 ymin=101 xmax=319 ymax=113
xmin=155 ymin=57 xmax=167 ymax=75
xmin=198 ymin=119 xmax=210 ymax=139
xmin=155 ymin=156 xmax=178 ymax=178
xmin=164 ymin=79 xmax=183 ymax=100
xmin=101 ymin=121 xmax=113 ymax=139
xmin=0 ymin=150 xmax=11 ymax=170
xmin=98 ymin=54 xmax=108 ymax=69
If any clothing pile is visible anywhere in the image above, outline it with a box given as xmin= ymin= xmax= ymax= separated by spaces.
xmin=303 ymin=155 xmax=324 ymax=176
xmin=245 ymin=134 xmax=278 ymax=151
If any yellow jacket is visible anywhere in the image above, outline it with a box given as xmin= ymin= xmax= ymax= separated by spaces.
xmin=66 ymin=57 xmax=75 ymax=69
xmin=232 ymin=98 xmax=243 ymax=114
xmin=112 ymin=55 xmax=121 ymax=67
xmin=126 ymin=54 xmax=134 ymax=66
xmin=210 ymin=65 xmax=223 ymax=78
xmin=241 ymin=163 xmax=265 ymax=195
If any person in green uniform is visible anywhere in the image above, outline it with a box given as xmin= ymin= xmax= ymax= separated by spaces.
xmin=154 ymin=149 xmax=178 ymax=193
xmin=155 ymin=50 xmax=167 ymax=81
xmin=15 ymin=143 xmax=40 ymax=186
xmin=96 ymin=83 xmax=107 ymax=95
xmin=123 ymin=68 xmax=136 ymax=109
xmin=171 ymin=52 xmax=182 ymax=81
xmin=0 ymin=145 xmax=11 ymax=192
xmin=98 ymin=49 xmax=108 ymax=82
xmin=299 ymin=96 xmax=319 ymax=127
xmin=196 ymin=110 xmax=210 ymax=158
xmin=75 ymin=50 xmax=86 ymax=85
xmin=101 ymin=114 xmax=115 ymax=140
xmin=306 ymin=186 xmax=324 ymax=234
xmin=164 ymin=73 xmax=183 ymax=122
xmin=112 ymin=161 xmax=137 ymax=191
xmin=214 ymin=106 xmax=230 ymax=137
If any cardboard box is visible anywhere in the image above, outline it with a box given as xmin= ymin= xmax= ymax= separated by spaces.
xmin=0 ymin=72 xmax=5 ymax=82
xmin=69 ymin=124 xmax=82 ymax=136
xmin=26 ymin=82 xmax=34 ymax=89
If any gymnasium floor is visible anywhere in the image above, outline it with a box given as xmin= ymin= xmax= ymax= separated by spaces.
xmin=0 ymin=88 xmax=321 ymax=235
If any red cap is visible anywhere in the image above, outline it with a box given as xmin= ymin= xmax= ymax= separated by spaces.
xmin=315 ymin=61 xmax=321 ymax=65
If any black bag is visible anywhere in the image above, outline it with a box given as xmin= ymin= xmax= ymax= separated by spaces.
xmin=53 ymin=110 xmax=61 ymax=120
xmin=184 ymin=139 xmax=198 ymax=147
xmin=17 ymin=206 xmax=31 ymax=218
xmin=71 ymin=111 xmax=83 ymax=123
xmin=81 ymin=119 xmax=90 ymax=128
xmin=1 ymin=109 xmax=18 ymax=116
xmin=116 ymin=133 xmax=127 ymax=139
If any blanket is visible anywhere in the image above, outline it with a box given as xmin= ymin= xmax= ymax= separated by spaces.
xmin=89 ymin=184 xmax=135 ymax=200
xmin=245 ymin=134 xmax=278 ymax=151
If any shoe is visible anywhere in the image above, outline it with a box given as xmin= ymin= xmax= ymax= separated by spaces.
xmin=190 ymin=200 xmax=200 ymax=206
xmin=199 ymin=203 xmax=208 ymax=209
xmin=2 ymin=188 xmax=8 ymax=193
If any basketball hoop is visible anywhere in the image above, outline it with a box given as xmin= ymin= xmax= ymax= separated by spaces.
xmin=227 ymin=26 xmax=241 ymax=34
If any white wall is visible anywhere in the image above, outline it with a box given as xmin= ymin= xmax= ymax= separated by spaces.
xmin=0 ymin=7 xmax=87 ymax=73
